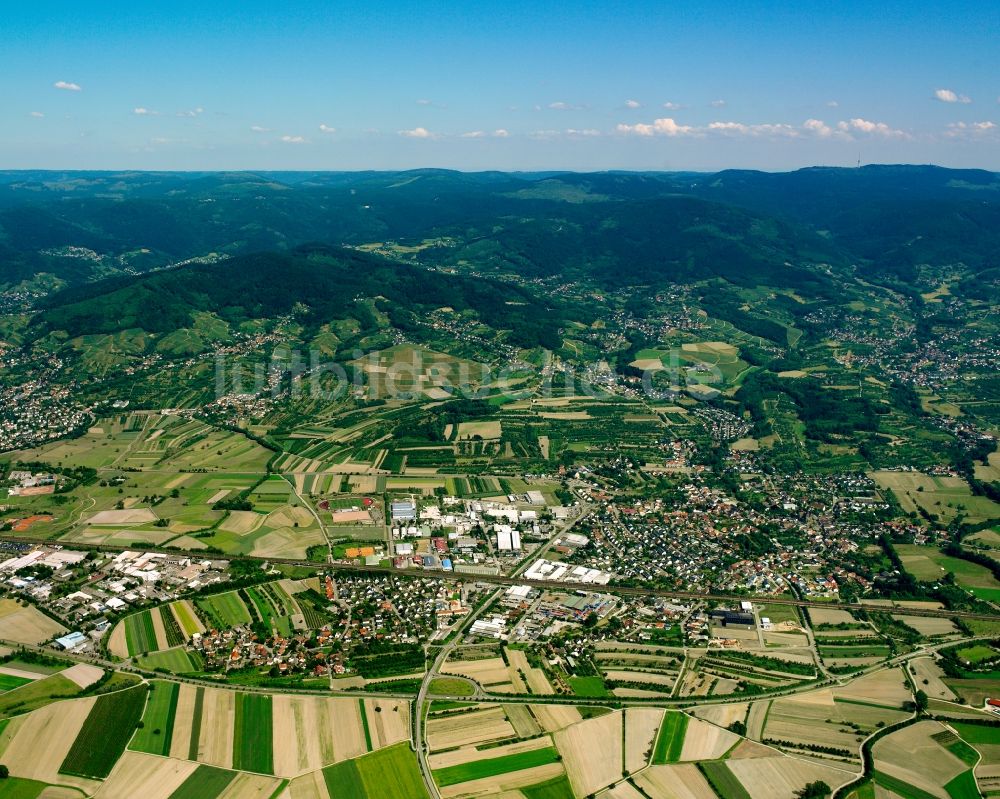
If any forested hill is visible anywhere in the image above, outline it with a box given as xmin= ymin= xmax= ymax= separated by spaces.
xmin=33 ymin=245 xmax=565 ymax=351
xmin=0 ymin=165 xmax=997 ymax=296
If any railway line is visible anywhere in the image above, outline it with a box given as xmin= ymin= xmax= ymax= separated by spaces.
xmin=4 ymin=534 xmax=999 ymax=622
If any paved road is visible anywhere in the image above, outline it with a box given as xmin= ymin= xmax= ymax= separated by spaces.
xmin=413 ymin=587 xmax=504 ymax=799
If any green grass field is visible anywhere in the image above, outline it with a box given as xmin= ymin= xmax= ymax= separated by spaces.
xmin=433 ymin=746 xmax=560 ymax=787
xmin=568 ymin=676 xmax=609 ymax=697
xmin=0 ymin=674 xmax=83 ymax=718
xmin=699 ymin=761 xmax=752 ymax=799
xmin=130 ymin=680 xmax=179 ymax=756
xmin=232 ymin=693 xmax=273 ymax=774
xmin=0 ymin=777 xmax=56 ymax=799
xmin=135 ymin=646 xmax=202 ymax=674
xmin=60 ymin=685 xmax=147 ymax=779
xmin=951 ymin=722 xmax=1000 ymax=745
xmin=873 ymin=771 xmax=941 ymax=799
xmin=171 ymin=602 xmax=203 ymax=638
xmin=428 ymin=678 xmax=476 ymax=697
xmin=944 ymin=769 xmax=981 ymax=799
xmin=0 ymin=674 xmax=32 ymax=692
xmin=196 ymin=591 xmax=252 ymax=628
xmin=520 ymin=775 xmax=574 ymax=799
xmin=652 ymin=711 xmax=689 ymax=764
xmin=166 ymin=765 xmax=237 ymax=799
xmin=323 ymin=742 xmax=428 ymax=799
xmin=124 ymin=610 xmax=158 ymax=655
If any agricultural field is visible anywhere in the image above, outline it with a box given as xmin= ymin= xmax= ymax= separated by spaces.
xmin=322 ymin=742 xmax=427 ymax=799
xmin=873 ymin=471 xmax=1000 ymax=526
xmin=195 ymin=591 xmax=253 ymax=629
xmin=0 ymin=599 xmax=67 ymax=645
xmin=894 ymin=543 xmax=1000 ymax=601
xmin=872 ymin=720 xmax=978 ymax=799
xmin=59 ymin=685 xmax=147 ymax=779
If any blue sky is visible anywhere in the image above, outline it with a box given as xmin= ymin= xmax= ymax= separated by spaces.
xmin=3 ymin=0 xmax=998 ymax=171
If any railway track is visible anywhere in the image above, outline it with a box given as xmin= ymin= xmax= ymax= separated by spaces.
xmin=4 ymin=535 xmax=999 ymax=621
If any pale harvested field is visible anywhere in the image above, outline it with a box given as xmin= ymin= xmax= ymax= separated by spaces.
xmin=531 ymin=703 xmax=583 ymax=733
xmin=833 ymin=667 xmax=911 ymax=707
xmin=36 ymin=788 xmax=80 ymax=799
xmin=321 ymin=697 xmax=369 ymax=764
xmin=457 ymin=421 xmax=502 ymax=439
xmin=108 ymin=620 xmax=129 ymax=658
xmin=692 ymin=702 xmax=749 ymax=729
xmin=1 ymin=694 xmax=99 ymax=791
xmin=625 ymin=708 xmax=664 ymax=773
xmin=62 ymin=663 xmax=104 ymax=688
xmin=439 ymin=762 xmax=564 ymax=799
xmin=207 ymin=489 xmax=231 ymax=504
xmin=87 ymin=509 xmax=156 ymax=525
xmin=169 ymin=684 xmax=198 ymax=760
xmin=555 ymin=712 xmax=624 ymax=797
xmin=273 ymin=696 xmax=325 ymax=776
xmin=679 ymin=717 xmax=739 ymax=761
xmin=364 ymin=698 xmax=410 ymax=749
xmin=0 ymin=665 xmax=44 ymax=681
xmin=251 ymin=527 xmax=326 ymax=559
xmin=746 ymin=700 xmax=770 ymax=740
xmin=505 ymin=703 xmax=542 ymax=738
xmin=268 ymin=506 xmax=317 ymax=528
xmin=150 ymin=604 xmax=169 ymax=649
xmin=910 ymin=657 xmax=957 ymax=701
xmin=443 ymin=656 xmax=512 ymax=687
xmin=815 ymin=628 xmax=877 ymax=638
xmin=808 ymin=608 xmax=858 ymax=626
xmin=873 ymin=720 xmax=965 ymax=799
xmin=892 ymin=614 xmax=958 ymax=637
xmin=219 ymin=510 xmax=265 ymax=534
xmin=218 ymin=772 xmax=285 ymax=799
xmin=634 ymin=764 xmax=718 ymax=799
xmin=615 ymin=688 xmax=670 ymax=698
xmin=729 ymin=740 xmax=779 ymax=759
xmin=94 ymin=752 xmax=198 ymax=799
xmin=604 ymin=669 xmax=677 ymax=686
xmin=427 ymin=706 xmax=515 ymax=750
xmin=286 ymin=771 xmax=329 ymax=799
xmin=429 ymin=735 xmax=553 ymax=770
xmin=602 ymin=782 xmax=647 ymax=799
xmin=762 ymin=632 xmax=810 ymax=648
xmin=196 ymin=688 xmax=235 ymax=768
xmin=0 ymin=601 xmax=67 ymax=644
xmin=507 ymin=649 xmax=553 ymax=694
xmin=727 ymin=755 xmax=855 ymax=799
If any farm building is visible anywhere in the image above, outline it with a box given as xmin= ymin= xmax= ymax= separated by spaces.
xmin=710 ymin=609 xmax=756 ymax=629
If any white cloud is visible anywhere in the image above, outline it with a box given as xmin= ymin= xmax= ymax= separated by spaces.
xmin=53 ymin=80 xmax=81 ymax=91
xmin=662 ymin=101 xmax=682 ymax=110
xmin=400 ymin=127 xmax=432 ymax=138
xmin=176 ymin=107 xmax=204 ymax=117
xmin=625 ymin=99 xmax=641 ymax=109
xmin=250 ymin=125 xmax=270 ymax=133
xmin=280 ymin=135 xmax=306 ymax=144
xmin=461 ymin=130 xmax=485 ymax=138
xmin=133 ymin=107 xmax=158 ymax=116
xmin=616 ymin=117 xmax=694 ymax=136
xmin=708 ymin=121 xmax=799 ymax=137
xmin=416 ymin=98 xmax=432 ymax=105
xmin=566 ymin=128 xmax=601 ymax=137
xmin=839 ymin=117 xmax=908 ymax=138
xmin=935 ymin=88 xmax=971 ymax=104
xmin=805 ymin=118 xmax=841 ymax=138
xmin=826 ymin=100 xmax=839 ymax=108
xmin=946 ymin=120 xmax=997 ymax=136
xmin=548 ymin=101 xmax=585 ymax=111
xmin=319 ymin=124 xmax=336 ymax=133
xmin=29 ymin=111 xmax=44 ymax=118
xmin=493 ymin=128 xmax=509 ymax=138
xmin=710 ymin=99 xmax=726 ymax=107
